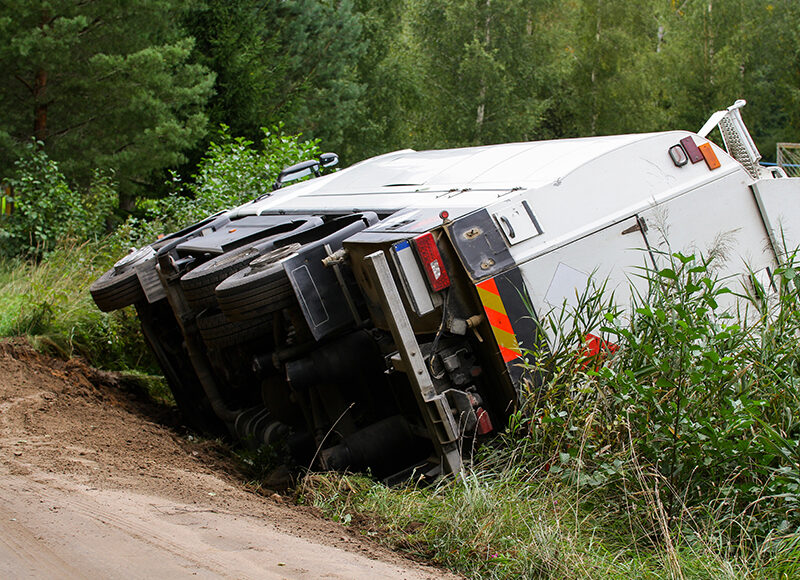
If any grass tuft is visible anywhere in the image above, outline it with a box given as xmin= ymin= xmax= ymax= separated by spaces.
xmin=0 ymin=239 xmax=156 ymax=373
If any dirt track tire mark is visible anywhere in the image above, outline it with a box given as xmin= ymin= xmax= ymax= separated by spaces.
xmin=0 ymin=502 xmax=83 ymax=580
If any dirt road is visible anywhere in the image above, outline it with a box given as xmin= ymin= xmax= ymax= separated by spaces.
xmin=0 ymin=340 xmax=456 ymax=579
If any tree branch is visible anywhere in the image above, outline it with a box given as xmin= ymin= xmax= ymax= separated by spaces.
xmin=78 ymin=16 xmax=103 ymax=37
xmin=14 ymin=74 xmax=33 ymax=94
xmin=49 ymin=116 xmax=98 ymax=139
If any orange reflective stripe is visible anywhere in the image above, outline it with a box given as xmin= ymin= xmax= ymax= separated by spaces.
xmin=499 ymin=345 xmax=522 ymax=363
xmin=477 ymin=277 xmax=521 ymax=361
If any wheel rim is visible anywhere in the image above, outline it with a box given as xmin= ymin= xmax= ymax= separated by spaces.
xmin=249 ymin=243 xmax=301 ymax=272
xmin=114 ymin=246 xmax=156 ymax=273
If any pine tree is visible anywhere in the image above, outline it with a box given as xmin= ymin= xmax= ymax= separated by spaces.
xmin=186 ymin=0 xmax=366 ymax=153
xmin=0 ymin=0 xmax=214 ymax=199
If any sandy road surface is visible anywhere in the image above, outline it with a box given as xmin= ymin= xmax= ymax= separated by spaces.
xmin=0 ymin=340 xmax=457 ymax=579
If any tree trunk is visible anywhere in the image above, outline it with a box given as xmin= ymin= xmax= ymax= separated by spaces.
xmin=475 ymin=0 xmax=492 ymax=140
xmin=33 ymin=9 xmax=50 ymax=145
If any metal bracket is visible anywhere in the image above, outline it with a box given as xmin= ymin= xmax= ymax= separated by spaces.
xmin=324 ymin=243 xmax=362 ymax=326
xmin=362 ymin=250 xmax=463 ymax=477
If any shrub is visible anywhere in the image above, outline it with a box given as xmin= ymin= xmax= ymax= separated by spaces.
xmin=0 ymin=142 xmax=117 ymax=258
xmin=517 ymin=251 xmax=800 ymax=541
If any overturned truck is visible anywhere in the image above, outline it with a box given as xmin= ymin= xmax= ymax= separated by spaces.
xmin=92 ymin=101 xmax=800 ymax=480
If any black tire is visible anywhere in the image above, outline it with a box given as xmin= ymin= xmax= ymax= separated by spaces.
xmin=90 ymin=246 xmax=158 ymax=312
xmin=196 ymin=309 xmax=272 ymax=349
xmin=216 ymin=244 xmax=300 ymax=321
xmin=90 ymin=267 xmax=144 ymax=312
xmin=180 ymin=244 xmax=263 ymax=310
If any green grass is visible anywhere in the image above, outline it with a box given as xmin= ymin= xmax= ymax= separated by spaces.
xmin=0 ymin=239 xmax=157 ymax=373
xmin=298 ymin=465 xmax=800 ymax=579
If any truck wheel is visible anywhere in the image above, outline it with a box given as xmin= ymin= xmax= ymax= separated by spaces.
xmin=215 ymin=244 xmax=300 ymax=322
xmin=196 ymin=309 xmax=272 ymax=349
xmin=180 ymin=244 xmax=263 ymax=311
xmin=90 ymin=246 xmax=155 ymax=312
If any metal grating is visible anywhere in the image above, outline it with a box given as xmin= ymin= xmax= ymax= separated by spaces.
xmin=777 ymin=143 xmax=800 ymax=177
xmin=719 ymin=115 xmax=762 ymax=179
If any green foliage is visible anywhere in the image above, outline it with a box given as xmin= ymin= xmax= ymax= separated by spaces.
xmin=0 ymin=142 xmax=116 ymax=258
xmin=338 ymin=0 xmax=800 ymax=160
xmin=0 ymin=241 xmax=155 ymax=373
xmin=338 ymin=0 xmax=409 ymax=161
xmin=188 ymin=124 xmax=321 ymax=210
xmin=516 ymin=252 xmax=800 ymax=539
xmin=397 ymin=0 xmax=572 ymax=148
xmin=187 ymin=0 xmax=365 ymax=153
xmin=0 ymin=0 xmax=214 ymax=196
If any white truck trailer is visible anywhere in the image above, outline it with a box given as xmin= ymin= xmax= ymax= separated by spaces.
xmin=91 ymin=101 xmax=800 ymax=480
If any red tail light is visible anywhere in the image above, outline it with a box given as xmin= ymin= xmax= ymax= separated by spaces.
xmin=413 ymin=232 xmax=451 ymax=291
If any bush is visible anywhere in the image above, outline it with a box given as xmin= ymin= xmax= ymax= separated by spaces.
xmin=516 ymin=251 xmax=800 ymax=543
xmin=189 ymin=123 xmax=322 ymax=210
xmin=0 ymin=142 xmax=117 ymax=258
xmin=125 ymin=124 xmax=322 ymax=246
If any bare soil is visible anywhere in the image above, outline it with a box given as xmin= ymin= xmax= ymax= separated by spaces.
xmin=0 ymin=339 xmax=458 ymax=579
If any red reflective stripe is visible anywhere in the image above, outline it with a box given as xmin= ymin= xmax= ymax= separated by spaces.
xmin=499 ymin=345 xmax=521 ymax=363
xmin=476 ymin=277 xmax=500 ymax=295
xmin=483 ymin=305 xmax=514 ymax=335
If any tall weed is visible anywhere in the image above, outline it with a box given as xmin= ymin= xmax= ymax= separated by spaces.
xmin=0 ymin=240 xmax=154 ymax=371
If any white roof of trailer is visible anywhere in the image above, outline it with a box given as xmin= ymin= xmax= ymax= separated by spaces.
xmin=236 ymin=130 xmax=741 ymax=218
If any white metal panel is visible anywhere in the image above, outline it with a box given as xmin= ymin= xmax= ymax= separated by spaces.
xmin=242 ymin=131 xmax=733 ymax=217
xmin=751 ymin=177 xmax=800 ymax=257
xmin=638 ymin=170 xmax=776 ymax=299
xmin=498 ymin=134 xmax=742 ymax=268
xmin=518 ymin=216 xmax=652 ymax=346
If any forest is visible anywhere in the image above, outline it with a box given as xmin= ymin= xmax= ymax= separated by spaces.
xmin=3 ymin=1 xmax=800 ymax=578
xmin=2 ymin=0 xmax=800 ymax=223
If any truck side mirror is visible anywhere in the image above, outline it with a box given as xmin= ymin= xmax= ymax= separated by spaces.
xmin=273 ymin=159 xmax=321 ymax=190
xmin=320 ymin=152 xmax=339 ymax=168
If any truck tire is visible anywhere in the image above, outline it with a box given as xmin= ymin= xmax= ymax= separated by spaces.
xmin=90 ymin=246 xmax=156 ymax=312
xmin=196 ymin=309 xmax=272 ymax=349
xmin=215 ymin=244 xmax=300 ymax=322
xmin=178 ymin=216 xmax=326 ymax=311
xmin=180 ymin=244 xmax=263 ymax=311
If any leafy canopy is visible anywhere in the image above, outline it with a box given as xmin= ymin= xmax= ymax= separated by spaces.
xmin=0 ymin=0 xmax=214 ymax=196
